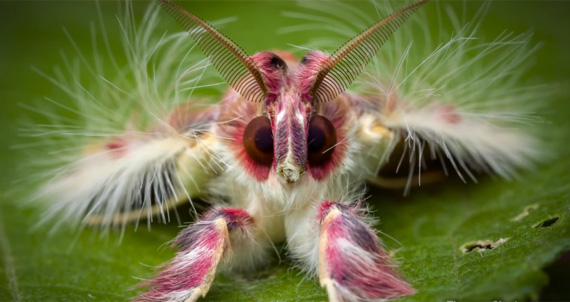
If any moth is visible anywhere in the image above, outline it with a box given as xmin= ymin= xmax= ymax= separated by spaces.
xmin=33 ymin=0 xmax=543 ymax=301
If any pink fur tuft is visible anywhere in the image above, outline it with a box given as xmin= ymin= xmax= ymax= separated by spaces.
xmin=250 ymin=51 xmax=288 ymax=96
xmin=319 ymin=202 xmax=415 ymax=301
xmin=136 ymin=208 xmax=253 ymax=302
xmin=295 ymin=51 xmax=330 ymax=102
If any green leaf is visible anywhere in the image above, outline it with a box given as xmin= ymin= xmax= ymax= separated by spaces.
xmin=1 ymin=1 xmax=569 ymax=302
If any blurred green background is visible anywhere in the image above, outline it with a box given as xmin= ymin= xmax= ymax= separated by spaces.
xmin=1 ymin=1 xmax=569 ymax=301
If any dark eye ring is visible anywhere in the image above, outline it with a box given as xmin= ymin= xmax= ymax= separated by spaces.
xmin=307 ymin=115 xmax=337 ymax=166
xmin=243 ymin=116 xmax=274 ymax=166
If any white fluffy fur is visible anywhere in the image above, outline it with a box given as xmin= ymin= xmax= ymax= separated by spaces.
xmin=38 ymin=136 xmax=215 ymax=231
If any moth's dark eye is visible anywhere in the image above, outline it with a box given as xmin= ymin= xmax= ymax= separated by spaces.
xmin=307 ymin=115 xmax=337 ymax=166
xmin=243 ymin=116 xmax=274 ymax=166
xmin=270 ymin=54 xmax=287 ymax=71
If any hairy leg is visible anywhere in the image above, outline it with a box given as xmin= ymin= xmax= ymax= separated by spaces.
xmin=286 ymin=201 xmax=414 ymax=302
xmin=136 ymin=207 xmax=270 ymax=302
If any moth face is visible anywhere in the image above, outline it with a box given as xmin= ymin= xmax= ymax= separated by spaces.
xmin=161 ymin=0 xmax=427 ymax=188
xmin=239 ymin=51 xmax=347 ymax=184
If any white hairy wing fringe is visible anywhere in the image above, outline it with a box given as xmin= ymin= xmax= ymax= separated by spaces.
xmin=39 ymin=137 xmax=193 ymax=229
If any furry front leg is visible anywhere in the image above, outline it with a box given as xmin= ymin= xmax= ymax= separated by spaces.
xmin=136 ymin=208 xmax=256 ymax=302
xmin=287 ymin=202 xmax=414 ymax=302
xmin=318 ymin=202 xmax=414 ymax=301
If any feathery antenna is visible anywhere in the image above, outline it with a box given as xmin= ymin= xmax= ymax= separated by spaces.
xmin=158 ymin=0 xmax=269 ymax=102
xmin=310 ymin=0 xmax=429 ymax=103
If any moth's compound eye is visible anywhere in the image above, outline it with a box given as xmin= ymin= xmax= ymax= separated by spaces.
xmin=269 ymin=54 xmax=287 ymax=71
xmin=307 ymin=115 xmax=337 ymax=166
xmin=243 ymin=116 xmax=274 ymax=166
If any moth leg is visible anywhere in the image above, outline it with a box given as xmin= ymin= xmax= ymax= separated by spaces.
xmin=355 ymin=110 xmax=445 ymax=190
xmin=318 ymin=202 xmax=414 ymax=301
xmin=287 ymin=201 xmax=414 ymax=302
xmin=367 ymin=138 xmax=447 ymax=189
xmin=136 ymin=207 xmax=261 ymax=302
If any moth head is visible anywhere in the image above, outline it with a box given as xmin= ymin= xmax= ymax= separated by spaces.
xmin=159 ymin=0 xmax=429 ymax=183
xmin=240 ymin=51 xmax=343 ymax=184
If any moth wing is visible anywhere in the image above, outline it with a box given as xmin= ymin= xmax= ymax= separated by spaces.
xmin=39 ymin=105 xmax=222 ymax=229
xmin=352 ymin=94 xmax=539 ymax=191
